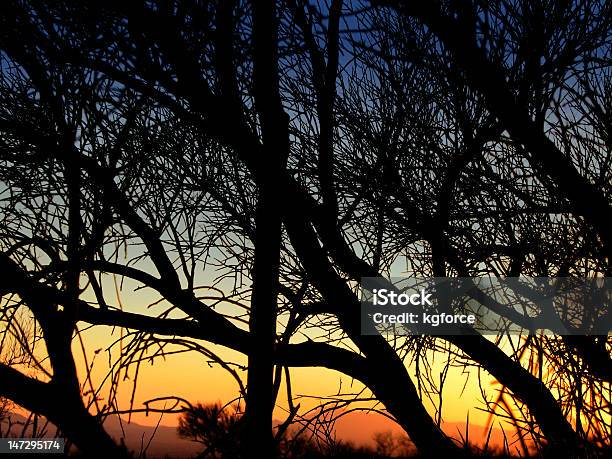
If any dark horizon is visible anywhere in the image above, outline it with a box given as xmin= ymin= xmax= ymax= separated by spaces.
xmin=0 ymin=1 xmax=611 ymax=458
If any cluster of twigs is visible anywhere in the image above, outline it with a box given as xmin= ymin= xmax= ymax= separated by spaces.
xmin=0 ymin=1 xmax=611 ymax=457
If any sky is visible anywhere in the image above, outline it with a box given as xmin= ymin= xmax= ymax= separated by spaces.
xmin=53 ymin=252 xmax=528 ymax=449
xmin=72 ymin=315 xmax=510 ymax=440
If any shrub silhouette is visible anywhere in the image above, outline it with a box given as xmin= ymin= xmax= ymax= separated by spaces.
xmin=178 ymin=403 xmax=420 ymax=458
xmin=178 ymin=403 xmax=243 ymax=458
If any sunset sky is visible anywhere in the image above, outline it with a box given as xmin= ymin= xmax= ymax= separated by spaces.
xmin=3 ymin=2 xmax=610 ymax=457
xmin=72 ymin=276 xmax=509 ymax=443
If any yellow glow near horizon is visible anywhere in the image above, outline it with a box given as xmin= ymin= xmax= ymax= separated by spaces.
xmin=72 ymin=320 xmax=499 ymax=432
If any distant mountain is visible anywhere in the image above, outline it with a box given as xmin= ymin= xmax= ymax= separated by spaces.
xmin=2 ymin=410 xmax=510 ymax=458
xmin=103 ymin=416 xmax=201 ymax=458
xmin=1 ymin=411 xmax=199 ymax=458
xmin=334 ymin=411 xmax=509 ymax=451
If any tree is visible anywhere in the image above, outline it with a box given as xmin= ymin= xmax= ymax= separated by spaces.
xmin=0 ymin=1 xmax=610 ymax=457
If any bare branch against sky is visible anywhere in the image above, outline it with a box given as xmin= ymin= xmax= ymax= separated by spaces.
xmin=0 ymin=1 xmax=611 ymax=457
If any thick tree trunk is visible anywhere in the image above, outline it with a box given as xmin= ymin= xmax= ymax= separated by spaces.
xmin=244 ymin=2 xmax=289 ymax=456
xmin=0 ymin=254 xmax=125 ymax=457
xmin=283 ymin=212 xmax=462 ymax=456
xmin=0 ymin=364 xmax=125 ymax=457
xmin=244 ymin=186 xmax=283 ymax=456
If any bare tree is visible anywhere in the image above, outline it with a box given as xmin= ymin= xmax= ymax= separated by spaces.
xmin=0 ymin=1 xmax=610 ymax=457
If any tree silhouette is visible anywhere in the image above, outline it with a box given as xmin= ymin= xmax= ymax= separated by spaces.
xmin=0 ymin=1 xmax=610 ymax=457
